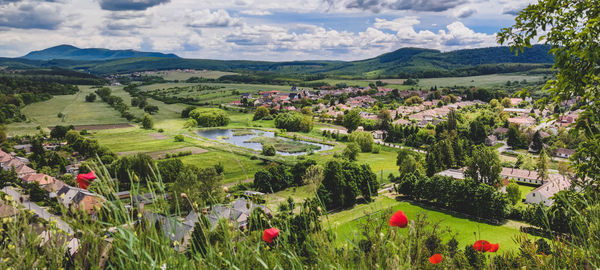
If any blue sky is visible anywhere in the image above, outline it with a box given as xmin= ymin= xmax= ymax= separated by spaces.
xmin=0 ymin=0 xmax=536 ymax=61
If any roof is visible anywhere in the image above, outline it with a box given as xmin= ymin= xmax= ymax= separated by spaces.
xmin=493 ymin=127 xmax=509 ymax=134
xmin=531 ymin=175 xmax=571 ymax=199
xmin=555 ymin=148 xmax=575 ymax=156
xmin=21 ymin=173 xmax=56 ymax=185
xmin=144 ymin=212 xmax=193 ymax=243
xmin=501 ymin=167 xmax=539 ymax=180
xmin=435 ymin=169 xmax=465 ymax=179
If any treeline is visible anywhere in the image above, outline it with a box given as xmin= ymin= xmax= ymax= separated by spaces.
xmin=94 ymin=87 xmax=136 ymax=121
xmin=254 ymin=160 xmax=317 ymax=193
xmin=17 ymin=68 xmax=106 ymax=85
xmin=394 ymin=174 xmax=508 ymax=220
xmin=317 ymin=160 xmax=378 ymax=210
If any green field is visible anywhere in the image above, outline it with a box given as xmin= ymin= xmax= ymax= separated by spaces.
xmin=415 ymin=74 xmax=545 ymax=89
xmin=326 ymin=197 xmax=537 ymax=251
xmin=179 ymin=151 xmax=263 ymax=184
xmin=155 ymin=70 xmax=237 ymax=80
xmin=6 ymin=86 xmax=127 ymax=135
xmin=356 ymin=149 xmax=401 ymax=183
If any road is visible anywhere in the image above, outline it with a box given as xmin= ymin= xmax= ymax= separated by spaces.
xmin=374 ymin=139 xmax=427 ymax=154
xmin=2 ymin=186 xmax=73 ymax=234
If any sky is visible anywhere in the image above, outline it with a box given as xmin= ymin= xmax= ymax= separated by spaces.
xmin=0 ymin=0 xmax=536 ymax=61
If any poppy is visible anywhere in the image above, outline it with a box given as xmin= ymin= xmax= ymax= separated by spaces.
xmin=76 ymin=171 xmax=96 ymax=190
xmin=389 ymin=210 xmax=408 ymax=228
xmin=487 ymin=243 xmax=499 ymax=252
xmin=473 ymin=240 xmax=490 ymax=252
xmin=429 ymin=253 xmax=443 ymax=264
xmin=262 ymin=227 xmax=279 ymax=243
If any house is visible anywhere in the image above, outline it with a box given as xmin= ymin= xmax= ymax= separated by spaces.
xmin=393 ymin=118 xmax=411 ymax=126
xmin=57 ymin=185 xmax=104 ymax=214
xmin=372 ymin=130 xmax=385 ymax=140
xmin=525 ymin=174 xmax=571 ymax=206
xmin=241 ymin=93 xmax=252 ymax=99
xmin=508 ymin=116 xmax=536 ymax=126
xmin=554 ymin=148 xmax=575 ymax=159
xmin=145 ymin=212 xmax=194 ymax=251
xmin=14 ymin=164 xmax=36 ymax=178
xmin=509 ymin=98 xmax=523 ymax=106
xmin=493 ymin=127 xmax=509 ymax=139
xmin=193 ymin=198 xmax=272 ymax=231
xmin=485 ymin=135 xmax=497 ymax=146
xmin=21 ymin=173 xmax=57 ymax=186
xmin=65 ymin=164 xmax=80 ymax=175
xmin=13 ymin=144 xmax=32 ymax=153
xmin=243 ymin=190 xmax=265 ymax=197
xmin=500 ymin=167 xmax=543 ymax=185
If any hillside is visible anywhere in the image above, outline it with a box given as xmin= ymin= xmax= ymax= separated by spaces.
xmin=22 ymin=44 xmax=179 ymax=61
xmin=3 ymin=45 xmax=554 ymax=78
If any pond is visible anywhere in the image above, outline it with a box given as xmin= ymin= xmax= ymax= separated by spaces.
xmin=196 ymin=129 xmax=333 ymax=156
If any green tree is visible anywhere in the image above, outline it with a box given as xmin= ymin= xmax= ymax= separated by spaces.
xmin=274 ymin=112 xmax=312 ymax=132
xmin=144 ymin=105 xmax=159 ymax=114
xmin=498 ymin=0 xmax=600 ymax=186
xmin=348 ymin=131 xmax=373 ymax=152
xmin=397 ymin=148 xmax=424 ymax=177
xmin=262 ymin=144 xmax=276 ymax=156
xmin=181 ymin=106 xmax=196 ymax=118
xmin=506 ymin=180 xmax=522 ymax=205
xmin=173 ymin=165 xmax=223 ymax=209
xmin=50 ymin=125 xmax=69 ymax=139
xmin=253 ymin=106 xmax=270 ymax=120
xmin=142 ymin=114 xmax=154 ymax=129
xmin=343 ymin=142 xmax=360 ymax=161
xmin=189 ymin=108 xmax=230 ymax=127
xmin=501 ymin=97 xmax=512 ymax=108
xmin=507 ymin=125 xmax=525 ymax=149
xmin=27 ymin=182 xmax=46 ymax=202
xmin=465 ymin=145 xmax=502 ymax=185
xmin=343 ymin=110 xmax=361 ymax=132
xmin=530 ymin=130 xmax=543 ymax=152
xmin=157 ymin=158 xmax=184 ymax=183
xmin=85 ymin=93 xmax=96 ymax=102
xmin=537 ymin=148 xmax=549 ymax=182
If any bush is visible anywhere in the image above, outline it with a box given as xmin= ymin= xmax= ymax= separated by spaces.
xmin=253 ymin=106 xmax=270 ymax=120
xmin=142 ymin=114 xmax=154 ymax=129
xmin=262 ymin=144 xmax=276 ymax=156
xmin=189 ymin=108 xmax=230 ymax=127
xmin=348 ymin=131 xmax=374 ymax=152
xmin=174 ymin=135 xmax=185 ymax=142
xmin=85 ymin=93 xmax=96 ymax=102
xmin=371 ymin=144 xmax=380 ymax=154
xmin=275 ymin=111 xmax=312 ymax=132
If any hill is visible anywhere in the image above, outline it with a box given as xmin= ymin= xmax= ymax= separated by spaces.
xmin=6 ymin=45 xmax=554 ymax=78
xmin=22 ymin=44 xmax=179 ymax=61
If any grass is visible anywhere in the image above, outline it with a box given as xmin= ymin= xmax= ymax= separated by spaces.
xmin=179 ymin=151 xmax=263 ymax=184
xmin=6 ymin=86 xmax=126 ymax=135
xmin=416 ymin=74 xmax=545 ymax=88
xmin=246 ymin=136 xmax=321 ymax=153
xmin=326 ymin=196 xmax=538 ymax=251
xmin=156 ymin=70 xmax=237 ymax=80
xmin=355 ymin=148 xmax=400 ymax=183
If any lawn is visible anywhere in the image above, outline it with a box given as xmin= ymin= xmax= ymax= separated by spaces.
xmin=91 ymin=127 xmax=188 ymax=153
xmin=179 ymin=151 xmax=264 ymax=184
xmin=356 ymin=148 xmax=401 ymax=183
xmin=246 ymin=136 xmax=321 ymax=153
xmin=326 ymin=196 xmax=538 ymax=251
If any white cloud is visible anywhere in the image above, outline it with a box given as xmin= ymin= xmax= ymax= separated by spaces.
xmin=454 ymin=7 xmax=476 ymax=18
xmin=186 ymin=9 xmax=241 ymax=28
xmin=239 ymin=9 xmax=272 ymax=16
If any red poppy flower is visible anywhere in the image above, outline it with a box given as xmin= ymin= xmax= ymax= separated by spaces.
xmin=76 ymin=171 xmax=96 ymax=190
xmin=262 ymin=227 xmax=279 ymax=243
xmin=473 ymin=240 xmax=490 ymax=252
xmin=389 ymin=210 xmax=408 ymax=228
xmin=487 ymin=243 xmax=499 ymax=252
xmin=429 ymin=253 xmax=443 ymax=264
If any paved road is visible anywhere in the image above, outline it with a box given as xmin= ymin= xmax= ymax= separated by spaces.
xmin=2 ymin=186 xmax=73 ymax=234
xmin=374 ymin=139 xmax=427 ymax=154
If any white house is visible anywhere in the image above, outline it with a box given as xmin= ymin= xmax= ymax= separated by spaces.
xmin=501 ymin=167 xmax=543 ymax=185
xmin=525 ymin=174 xmax=571 ymax=206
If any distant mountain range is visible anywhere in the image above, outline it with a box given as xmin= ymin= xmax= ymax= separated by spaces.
xmin=22 ymin=45 xmax=179 ymax=61
xmin=0 ymin=44 xmax=554 ymax=78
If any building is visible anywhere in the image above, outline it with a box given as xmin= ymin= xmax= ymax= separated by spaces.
xmin=57 ymin=185 xmax=104 ymax=214
xmin=145 ymin=212 xmax=194 ymax=251
xmin=500 ymin=167 xmax=543 ymax=185
xmin=554 ymin=148 xmax=575 ymax=159
xmin=525 ymin=174 xmax=572 ymax=206
xmin=372 ymin=130 xmax=385 ymax=140
xmin=485 ymin=135 xmax=498 ymax=146
xmin=435 ymin=168 xmax=465 ymax=180
xmin=21 ymin=173 xmax=57 ymax=186
xmin=493 ymin=127 xmax=509 ymax=139
xmin=190 ymin=198 xmax=272 ymax=231
xmin=508 ymin=116 xmax=536 ymax=126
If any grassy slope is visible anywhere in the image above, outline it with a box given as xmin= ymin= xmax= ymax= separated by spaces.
xmin=327 ymin=196 xmax=538 ymax=251
xmin=158 ymin=70 xmax=237 ymax=80
xmin=6 ymin=86 xmax=126 ymax=135
xmin=415 ymin=74 xmax=545 ymax=89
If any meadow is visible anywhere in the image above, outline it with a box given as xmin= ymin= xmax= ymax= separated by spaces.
xmin=156 ymin=70 xmax=237 ymax=80
xmin=326 ymin=196 xmax=538 ymax=251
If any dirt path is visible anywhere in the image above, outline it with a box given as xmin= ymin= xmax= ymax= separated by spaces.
xmin=118 ymin=146 xmax=207 ymax=159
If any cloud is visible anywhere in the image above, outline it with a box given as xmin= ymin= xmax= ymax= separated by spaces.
xmin=98 ymin=0 xmax=170 ymax=11
xmin=454 ymin=7 xmax=476 ymax=18
xmin=0 ymin=1 xmax=65 ymax=29
xmin=345 ymin=0 xmax=467 ymax=13
xmin=502 ymin=6 xmax=523 ymax=15
xmin=239 ymin=9 xmax=272 ymax=16
xmin=187 ymin=9 xmax=241 ymax=28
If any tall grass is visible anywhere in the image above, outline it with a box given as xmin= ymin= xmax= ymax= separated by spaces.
xmin=1 ymin=161 xmax=599 ymax=269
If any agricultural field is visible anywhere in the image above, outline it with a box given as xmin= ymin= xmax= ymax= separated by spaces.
xmin=415 ymin=73 xmax=545 ymax=89
xmin=154 ymin=70 xmax=237 ymax=80
xmin=6 ymin=86 xmax=127 ymax=135
xmin=326 ymin=197 xmax=539 ymax=251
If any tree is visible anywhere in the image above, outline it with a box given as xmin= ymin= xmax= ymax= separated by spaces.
xmin=557 ymin=161 xmax=572 ymax=179
xmin=498 ymin=0 xmax=600 ymax=186
xmin=189 ymin=108 xmax=230 ymax=127
xmin=173 ymin=165 xmax=223 ymax=210
xmin=274 ymin=112 xmax=312 ymax=132
xmin=465 ymin=145 xmax=501 ymax=185
xmin=50 ymin=125 xmax=69 ymax=139
xmin=157 ymin=158 xmax=184 ymax=183
xmin=517 ymin=154 xmax=535 ymax=171
xmin=469 ymin=120 xmax=486 ymax=145
xmin=142 ymin=114 xmax=154 ymax=129
xmin=343 ymin=110 xmax=361 ymax=132
xmin=348 ymin=131 xmax=373 ymax=152
xmin=181 ymin=106 xmax=196 ymax=118
xmin=501 ymin=97 xmax=512 ymax=108
xmin=506 ymin=180 xmax=522 ymax=205
xmin=343 ymin=142 xmax=360 ymax=161
xmin=253 ymin=106 xmax=270 ymax=120
xmin=262 ymin=144 xmax=276 ymax=156
xmin=530 ymin=130 xmax=543 ymax=152
xmin=537 ymin=148 xmax=549 ymax=182
xmin=507 ymin=125 xmax=525 ymax=149
xmin=144 ymin=105 xmax=159 ymax=114
xmin=302 ymin=164 xmax=324 ymax=193
xmin=405 ymin=96 xmax=423 ymax=105
xmin=397 ymin=148 xmax=424 ymax=177
xmin=85 ymin=93 xmax=96 ymax=102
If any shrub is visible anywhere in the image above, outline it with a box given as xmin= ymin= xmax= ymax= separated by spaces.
xmin=275 ymin=111 xmax=312 ymax=132
xmin=348 ymin=131 xmax=374 ymax=152
xmin=174 ymin=135 xmax=184 ymax=142
xmin=262 ymin=144 xmax=276 ymax=156
xmin=371 ymin=144 xmax=380 ymax=154
xmin=189 ymin=108 xmax=230 ymax=127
